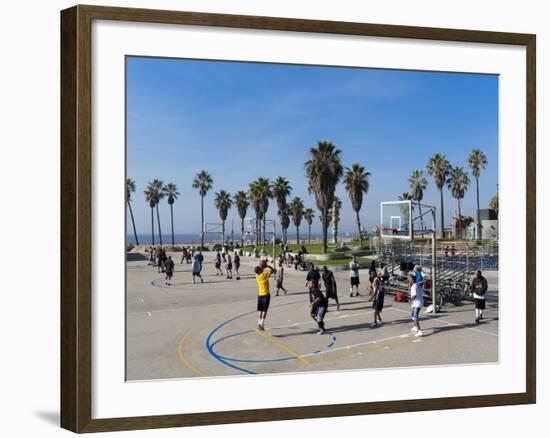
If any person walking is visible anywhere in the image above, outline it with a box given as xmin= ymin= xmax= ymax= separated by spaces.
xmin=191 ymin=254 xmax=204 ymax=284
xmin=471 ymin=270 xmax=488 ymax=323
xmin=408 ymin=273 xmax=424 ymax=337
xmin=164 ymin=256 xmax=175 ymax=286
xmin=309 ymin=284 xmax=328 ymax=335
xmin=234 ymin=251 xmax=241 ymax=280
xmin=180 ymin=247 xmax=188 ymax=264
xmin=371 ymin=270 xmax=384 ymax=327
xmin=321 ymin=266 xmax=340 ymax=311
xmin=275 ymin=261 xmax=287 ymax=296
xmin=225 ymin=253 xmax=233 ymax=279
xmin=349 ymin=256 xmax=361 ymax=297
xmin=255 ymin=260 xmax=275 ymax=330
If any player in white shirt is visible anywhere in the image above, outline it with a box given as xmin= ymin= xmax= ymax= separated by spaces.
xmin=408 ymin=274 xmax=424 ymax=337
xmin=349 ymin=256 xmax=361 ymax=297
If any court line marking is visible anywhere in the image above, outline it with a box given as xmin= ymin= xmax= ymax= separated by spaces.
xmin=205 ymin=301 xmax=301 ymax=374
xmin=390 ymin=307 xmax=498 ymax=337
xmin=177 ymin=331 xmax=208 ymax=377
xmin=270 ymin=309 xmax=375 ymax=330
xmin=303 ymin=331 xmax=415 ymax=357
xmin=253 ymin=327 xmax=310 ymax=365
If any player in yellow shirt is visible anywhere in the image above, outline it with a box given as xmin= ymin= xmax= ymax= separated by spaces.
xmin=255 ymin=259 xmax=275 ymax=330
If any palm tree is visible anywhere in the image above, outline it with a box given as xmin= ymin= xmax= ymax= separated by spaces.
xmin=248 ymin=180 xmax=263 ymax=246
xmin=304 ymin=208 xmax=315 ymax=244
xmin=426 ymin=153 xmax=451 ymax=238
xmin=305 ymin=141 xmax=344 ymax=253
xmin=144 ymin=184 xmax=157 ymax=245
xmin=489 ymin=184 xmax=499 ymax=218
xmin=192 ymin=170 xmax=213 ymax=250
xmin=343 ymin=163 xmax=370 ymax=245
xmin=331 ymin=196 xmax=342 ymax=243
xmin=249 ymin=177 xmax=272 ymax=245
xmin=280 ymin=206 xmax=291 ymax=245
xmin=214 ymin=190 xmax=233 ymax=245
xmin=408 ymin=169 xmax=428 ymax=233
xmin=289 ymin=197 xmax=304 ymax=244
xmin=162 ymin=182 xmax=180 ymax=245
xmin=126 ymin=178 xmax=139 ymax=245
xmin=447 ymin=166 xmax=470 ymax=239
xmin=146 ymin=179 xmax=164 ymax=245
xmin=233 ymin=191 xmax=249 ymax=247
xmin=272 ymin=176 xmax=292 ymax=242
xmin=468 ymin=149 xmax=488 ymax=240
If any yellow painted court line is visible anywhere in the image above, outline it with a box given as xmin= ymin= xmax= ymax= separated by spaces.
xmin=177 ymin=332 xmax=208 ymax=377
xmin=253 ymin=327 xmax=310 ymax=365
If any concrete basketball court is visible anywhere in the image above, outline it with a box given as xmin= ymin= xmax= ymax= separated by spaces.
xmin=126 ymin=251 xmax=499 ymax=380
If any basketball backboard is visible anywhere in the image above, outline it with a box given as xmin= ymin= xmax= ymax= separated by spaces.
xmin=380 ymin=200 xmax=412 ymax=239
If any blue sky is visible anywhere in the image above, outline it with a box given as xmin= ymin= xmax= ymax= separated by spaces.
xmin=126 ymin=56 xmax=498 ymax=237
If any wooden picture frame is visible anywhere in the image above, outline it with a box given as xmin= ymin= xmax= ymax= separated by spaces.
xmin=60 ymin=4 xmax=536 ymax=433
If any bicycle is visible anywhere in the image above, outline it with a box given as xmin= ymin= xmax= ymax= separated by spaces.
xmin=437 ymin=279 xmax=464 ymax=307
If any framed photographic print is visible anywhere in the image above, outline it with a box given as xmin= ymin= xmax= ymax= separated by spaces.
xmin=60 ymin=4 xmax=536 ymax=433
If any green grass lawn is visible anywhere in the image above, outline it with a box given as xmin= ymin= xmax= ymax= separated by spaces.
xmin=316 ymin=256 xmax=372 ymax=266
xmin=243 ymin=241 xmax=372 ymax=266
xmin=244 ymin=240 xmax=369 ymax=258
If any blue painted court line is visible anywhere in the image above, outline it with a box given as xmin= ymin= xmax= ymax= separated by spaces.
xmin=205 ymin=301 xmax=300 ymax=375
xmin=207 ymin=310 xmax=338 ymax=368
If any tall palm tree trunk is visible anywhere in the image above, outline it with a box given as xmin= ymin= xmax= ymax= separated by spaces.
xmin=156 ymin=204 xmax=163 ymax=245
xmin=263 ymin=217 xmax=267 ymax=245
xmin=439 ymin=188 xmax=445 ymax=239
xmin=476 ymin=176 xmax=481 ymax=240
xmin=296 ymin=225 xmax=300 ymax=245
xmin=456 ymin=198 xmax=464 ymax=240
xmin=355 ymin=211 xmax=363 ymax=245
xmin=127 ymin=201 xmax=139 ymax=245
xmin=322 ymin=209 xmax=328 ymax=253
xmin=200 ymin=196 xmax=205 ymax=250
xmin=150 ymin=207 xmax=155 ymax=245
xmin=418 ymin=203 xmax=424 ymax=236
xmin=241 ymin=217 xmax=245 ymax=247
xmin=222 ymin=221 xmax=225 ymax=246
xmin=308 ymin=224 xmax=311 ymax=244
xmin=170 ymin=203 xmax=175 ymax=245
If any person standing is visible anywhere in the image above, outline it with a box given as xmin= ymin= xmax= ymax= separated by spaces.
xmin=164 ymin=256 xmax=175 ymax=286
xmin=371 ymin=270 xmax=384 ymax=327
xmin=234 ymin=251 xmax=241 ymax=280
xmin=408 ymin=273 xmax=424 ymax=337
xmin=471 ymin=270 xmax=488 ymax=323
xmin=275 ymin=261 xmax=287 ymax=296
xmin=349 ymin=256 xmax=361 ymax=297
xmin=214 ymin=250 xmax=223 ymax=275
xmin=321 ymin=266 xmax=340 ymax=311
xmin=255 ymin=260 xmax=275 ymax=330
xmin=191 ymin=254 xmax=204 ymax=284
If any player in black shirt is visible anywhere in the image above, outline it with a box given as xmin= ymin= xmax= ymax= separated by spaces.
xmin=306 ymin=264 xmax=327 ymax=334
xmin=164 ymin=256 xmax=175 ymax=286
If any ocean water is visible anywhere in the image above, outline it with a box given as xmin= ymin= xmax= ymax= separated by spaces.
xmin=127 ymin=231 xmax=359 ymax=245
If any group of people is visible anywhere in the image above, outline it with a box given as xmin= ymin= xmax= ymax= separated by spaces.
xmin=214 ymin=249 xmax=241 ymax=280
xmin=253 ymin=252 xmax=490 ymax=337
xmin=146 ymin=246 xmax=175 ymax=285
